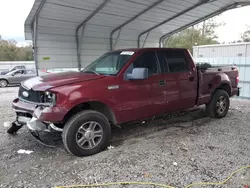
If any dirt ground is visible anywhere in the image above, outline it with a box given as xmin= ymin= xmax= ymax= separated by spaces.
xmin=1 ymin=87 xmax=250 ymax=188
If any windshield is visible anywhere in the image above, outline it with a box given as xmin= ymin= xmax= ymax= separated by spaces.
xmin=9 ymin=67 xmax=15 ymax=72
xmin=6 ymin=70 xmax=16 ymax=75
xmin=82 ymin=51 xmax=135 ymax=75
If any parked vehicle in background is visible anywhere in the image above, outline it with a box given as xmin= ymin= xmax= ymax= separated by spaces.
xmin=0 ymin=65 xmax=26 ymax=75
xmin=0 ymin=69 xmax=47 ymax=87
xmin=8 ymin=48 xmax=240 ymax=157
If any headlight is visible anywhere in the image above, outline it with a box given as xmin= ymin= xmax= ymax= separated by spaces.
xmin=42 ymin=91 xmax=56 ymax=105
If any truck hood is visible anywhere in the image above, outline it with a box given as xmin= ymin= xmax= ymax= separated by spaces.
xmin=22 ymin=72 xmax=105 ymax=91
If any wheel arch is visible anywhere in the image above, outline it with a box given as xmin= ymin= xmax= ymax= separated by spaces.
xmin=210 ymin=72 xmax=232 ymax=97
xmin=63 ymin=101 xmax=117 ymax=125
xmin=216 ymin=82 xmax=231 ymax=96
xmin=0 ymin=78 xmax=9 ymax=85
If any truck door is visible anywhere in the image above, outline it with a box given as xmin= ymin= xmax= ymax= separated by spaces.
xmin=164 ymin=50 xmax=197 ymax=110
xmin=8 ymin=70 xmax=25 ymax=84
xmin=156 ymin=51 xmax=179 ymax=113
xmin=119 ymin=51 xmax=166 ymax=122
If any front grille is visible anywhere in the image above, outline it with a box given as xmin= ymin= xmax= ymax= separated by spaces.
xmin=18 ymin=86 xmax=43 ymax=103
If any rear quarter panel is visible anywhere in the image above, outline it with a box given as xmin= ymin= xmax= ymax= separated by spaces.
xmin=197 ymin=68 xmax=238 ymax=105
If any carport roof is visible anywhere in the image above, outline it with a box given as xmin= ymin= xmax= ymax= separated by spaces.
xmin=24 ymin=0 xmax=250 ymax=70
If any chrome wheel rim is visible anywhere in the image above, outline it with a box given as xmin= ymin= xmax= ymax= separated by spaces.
xmin=0 ymin=80 xmax=7 ymax=87
xmin=216 ymin=96 xmax=227 ymax=115
xmin=76 ymin=121 xmax=103 ymax=150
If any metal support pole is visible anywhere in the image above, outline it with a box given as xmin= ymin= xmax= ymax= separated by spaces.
xmin=110 ymin=0 xmax=164 ymax=50
xmin=76 ymin=0 xmax=110 ymax=71
xmin=113 ymin=29 xmax=122 ymax=50
xmin=33 ymin=17 xmax=39 ymax=76
xmin=31 ymin=0 xmax=47 ymax=76
xmin=138 ymin=0 xmax=212 ymax=48
xmin=142 ymin=32 xmax=150 ymax=48
xmin=160 ymin=36 xmax=170 ymax=48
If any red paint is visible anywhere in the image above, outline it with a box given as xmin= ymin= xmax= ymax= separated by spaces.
xmin=12 ymin=48 xmax=240 ymax=124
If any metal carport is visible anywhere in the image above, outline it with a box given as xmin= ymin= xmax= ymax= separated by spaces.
xmin=24 ymin=0 xmax=250 ymax=74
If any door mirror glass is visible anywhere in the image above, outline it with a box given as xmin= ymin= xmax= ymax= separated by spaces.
xmin=127 ymin=68 xmax=148 ymax=80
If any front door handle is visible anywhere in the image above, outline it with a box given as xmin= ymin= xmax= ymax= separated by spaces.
xmin=189 ymin=76 xmax=195 ymax=82
xmin=159 ymin=80 xmax=166 ymax=86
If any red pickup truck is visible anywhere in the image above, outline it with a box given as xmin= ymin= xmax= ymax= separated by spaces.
xmin=8 ymin=48 xmax=240 ymax=156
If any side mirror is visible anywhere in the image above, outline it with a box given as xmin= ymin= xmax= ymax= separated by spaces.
xmin=127 ymin=68 xmax=148 ymax=80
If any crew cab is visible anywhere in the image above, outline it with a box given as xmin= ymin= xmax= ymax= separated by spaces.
xmin=8 ymin=48 xmax=240 ymax=157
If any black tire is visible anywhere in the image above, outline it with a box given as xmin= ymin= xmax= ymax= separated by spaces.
xmin=206 ymin=89 xmax=230 ymax=118
xmin=7 ymin=122 xmax=23 ymax=134
xmin=0 ymin=79 xmax=8 ymax=88
xmin=62 ymin=110 xmax=111 ymax=157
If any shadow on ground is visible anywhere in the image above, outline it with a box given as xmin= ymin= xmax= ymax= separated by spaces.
xmin=34 ymin=106 xmax=211 ymax=151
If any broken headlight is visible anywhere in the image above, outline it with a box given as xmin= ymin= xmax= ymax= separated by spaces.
xmin=42 ymin=91 xmax=56 ymax=105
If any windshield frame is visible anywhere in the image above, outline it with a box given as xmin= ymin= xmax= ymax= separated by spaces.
xmin=81 ymin=50 xmax=136 ymax=76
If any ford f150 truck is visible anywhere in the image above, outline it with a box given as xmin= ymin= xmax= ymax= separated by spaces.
xmin=8 ymin=48 xmax=240 ymax=157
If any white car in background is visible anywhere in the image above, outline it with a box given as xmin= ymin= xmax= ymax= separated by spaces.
xmin=0 ymin=69 xmax=48 ymax=88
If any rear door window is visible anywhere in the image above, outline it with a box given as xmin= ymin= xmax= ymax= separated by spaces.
xmin=164 ymin=50 xmax=189 ymax=73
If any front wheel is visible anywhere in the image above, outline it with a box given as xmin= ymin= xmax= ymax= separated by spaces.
xmin=0 ymin=79 xmax=8 ymax=88
xmin=206 ymin=89 xmax=230 ymax=118
xmin=62 ymin=110 xmax=111 ymax=157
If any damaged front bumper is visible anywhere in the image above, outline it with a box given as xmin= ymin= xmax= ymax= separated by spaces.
xmin=24 ymin=117 xmax=53 ymax=132
xmin=14 ymin=112 xmax=63 ymax=133
xmin=9 ymin=98 xmax=66 ymax=147
xmin=12 ymin=98 xmax=67 ymax=132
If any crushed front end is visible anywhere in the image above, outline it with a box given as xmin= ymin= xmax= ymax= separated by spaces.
xmin=9 ymin=84 xmax=67 ymax=146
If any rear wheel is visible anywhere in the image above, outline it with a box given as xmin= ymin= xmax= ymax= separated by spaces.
xmin=207 ymin=89 xmax=230 ymax=118
xmin=0 ymin=79 xmax=8 ymax=88
xmin=62 ymin=110 xmax=111 ymax=157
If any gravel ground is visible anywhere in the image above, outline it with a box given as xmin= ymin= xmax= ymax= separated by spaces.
xmin=1 ymin=87 xmax=250 ymax=188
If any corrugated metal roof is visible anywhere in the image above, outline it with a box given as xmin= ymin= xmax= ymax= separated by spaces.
xmin=24 ymin=0 xmax=250 ymax=69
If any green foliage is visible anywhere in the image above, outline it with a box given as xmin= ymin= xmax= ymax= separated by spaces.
xmin=241 ymin=26 xmax=250 ymax=42
xmin=0 ymin=36 xmax=33 ymax=61
xmin=229 ymin=26 xmax=250 ymax=43
xmin=165 ymin=19 xmax=221 ymax=53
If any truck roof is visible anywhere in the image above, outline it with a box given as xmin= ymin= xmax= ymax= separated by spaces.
xmin=113 ymin=48 xmax=188 ymax=53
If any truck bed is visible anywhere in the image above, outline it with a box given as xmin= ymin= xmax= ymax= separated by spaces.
xmin=197 ymin=64 xmax=239 ymax=105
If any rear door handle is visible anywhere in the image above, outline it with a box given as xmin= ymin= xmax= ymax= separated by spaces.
xmin=189 ymin=76 xmax=195 ymax=82
xmin=159 ymin=80 xmax=166 ymax=86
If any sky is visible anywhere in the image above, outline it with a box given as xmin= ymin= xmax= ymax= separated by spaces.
xmin=0 ymin=0 xmax=34 ymax=45
xmin=0 ymin=0 xmax=250 ymax=44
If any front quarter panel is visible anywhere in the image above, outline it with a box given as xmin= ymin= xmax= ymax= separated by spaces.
xmin=50 ymin=77 xmax=122 ymax=122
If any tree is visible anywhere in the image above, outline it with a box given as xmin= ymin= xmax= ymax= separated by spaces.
xmin=241 ymin=26 xmax=250 ymax=42
xmin=0 ymin=36 xmax=34 ymax=61
xmin=0 ymin=39 xmax=18 ymax=61
xmin=165 ymin=18 xmax=221 ymax=53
